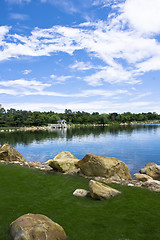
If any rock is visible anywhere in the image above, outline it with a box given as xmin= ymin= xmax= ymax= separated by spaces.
xmin=0 ymin=144 xmax=26 ymax=162
xmin=46 ymin=159 xmax=54 ymax=165
xmin=134 ymin=173 xmax=153 ymax=182
xmin=140 ymin=163 xmax=160 ymax=180
xmin=28 ymin=161 xmax=37 ymax=168
xmin=145 ymin=179 xmax=160 ymax=186
xmin=94 ymin=176 xmax=124 ymax=184
xmin=77 ymin=154 xmax=132 ymax=180
xmin=10 ymin=213 xmax=67 ymax=240
xmin=89 ymin=180 xmax=121 ymax=200
xmin=128 ymin=183 xmax=134 ymax=187
xmin=145 ymin=162 xmax=157 ymax=167
xmin=142 ymin=179 xmax=160 ymax=192
xmin=139 ymin=162 xmax=157 ymax=174
xmin=73 ymin=189 xmax=90 ymax=197
xmin=48 ymin=151 xmax=79 ymax=173
xmin=27 ymin=161 xmax=52 ymax=171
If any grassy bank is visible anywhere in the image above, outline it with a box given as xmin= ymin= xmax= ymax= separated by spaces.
xmin=0 ymin=163 xmax=160 ymax=240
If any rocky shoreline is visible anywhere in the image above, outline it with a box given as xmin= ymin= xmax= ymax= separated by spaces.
xmin=0 ymin=143 xmax=160 ymax=192
xmin=0 ymin=126 xmax=54 ymax=132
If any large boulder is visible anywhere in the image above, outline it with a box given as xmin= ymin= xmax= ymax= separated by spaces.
xmin=48 ymin=151 xmax=79 ymax=173
xmin=77 ymin=154 xmax=132 ymax=180
xmin=89 ymin=180 xmax=121 ymax=200
xmin=10 ymin=213 xmax=67 ymax=240
xmin=140 ymin=163 xmax=160 ymax=180
xmin=0 ymin=144 xmax=26 ymax=162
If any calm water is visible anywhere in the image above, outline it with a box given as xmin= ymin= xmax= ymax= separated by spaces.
xmin=0 ymin=124 xmax=160 ymax=176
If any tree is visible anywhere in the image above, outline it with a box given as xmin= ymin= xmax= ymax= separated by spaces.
xmin=49 ymin=114 xmax=60 ymax=124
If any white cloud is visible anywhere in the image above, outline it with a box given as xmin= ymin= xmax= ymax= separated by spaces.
xmin=122 ymin=0 xmax=160 ymax=35
xmin=50 ymin=74 xmax=56 ymax=79
xmin=0 ymin=79 xmax=70 ymax=97
xmin=136 ymin=56 xmax=160 ymax=73
xmin=92 ymin=0 xmax=122 ymax=7
xmin=0 ymin=77 xmax=130 ymax=99
xmin=84 ymin=64 xmax=140 ymax=86
xmin=71 ymin=61 xmax=102 ymax=71
xmin=1 ymin=23 xmax=159 ymax=85
xmin=0 ymin=79 xmax=51 ymax=92
xmin=56 ymin=75 xmax=72 ymax=82
xmin=50 ymin=74 xmax=72 ymax=84
xmin=1 ymin=0 xmax=160 ymax=87
xmin=22 ymin=69 xmax=32 ymax=75
xmin=0 ymin=26 xmax=83 ymax=61
xmin=0 ymin=89 xmax=18 ymax=96
xmin=77 ymin=89 xmax=128 ymax=97
xmin=0 ymin=26 xmax=10 ymax=36
xmin=0 ymin=26 xmax=11 ymax=42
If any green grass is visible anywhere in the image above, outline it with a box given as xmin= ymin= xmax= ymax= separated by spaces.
xmin=0 ymin=163 xmax=160 ymax=240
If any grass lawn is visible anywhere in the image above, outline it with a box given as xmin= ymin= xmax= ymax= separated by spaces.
xmin=0 ymin=163 xmax=160 ymax=240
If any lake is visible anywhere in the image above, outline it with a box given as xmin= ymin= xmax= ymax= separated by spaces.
xmin=0 ymin=124 xmax=160 ymax=176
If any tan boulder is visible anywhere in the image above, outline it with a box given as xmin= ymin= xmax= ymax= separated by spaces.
xmin=48 ymin=151 xmax=79 ymax=173
xmin=89 ymin=180 xmax=121 ymax=200
xmin=10 ymin=213 xmax=67 ymax=240
xmin=134 ymin=173 xmax=153 ymax=182
xmin=139 ymin=162 xmax=157 ymax=174
xmin=77 ymin=154 xmax=132 ymax=180
xmin=0 ymin=143 xmax=25 ymax=162
xmin=140 ymin=163 xmax=160 ymax=180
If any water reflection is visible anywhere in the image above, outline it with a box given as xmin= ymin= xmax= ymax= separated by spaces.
xmin=0 ymin=124 xmax=159 ymax=146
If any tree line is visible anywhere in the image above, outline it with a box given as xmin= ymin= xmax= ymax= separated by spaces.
xmin=0 ymin=107 xmax=160 ymax=127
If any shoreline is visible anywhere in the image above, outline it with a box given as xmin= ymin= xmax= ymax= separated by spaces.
xmin=0 ymin=158 xmax=160 ymax=192
xmin=0 ymin=120 xmax=160 ymax=132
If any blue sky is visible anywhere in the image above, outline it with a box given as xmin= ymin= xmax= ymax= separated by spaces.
xmin=1 ymin=0 xmax=160 ymax=113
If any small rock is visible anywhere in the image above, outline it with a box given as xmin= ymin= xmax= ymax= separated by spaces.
xmin=73 ymin=189 xmax=90 ymax=197
xmin=128 ymin=183 xmax=134 ymax=187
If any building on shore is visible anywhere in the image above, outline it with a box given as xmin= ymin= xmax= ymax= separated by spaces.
xmin=48 ymin=119 xmax=67 ymax=128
